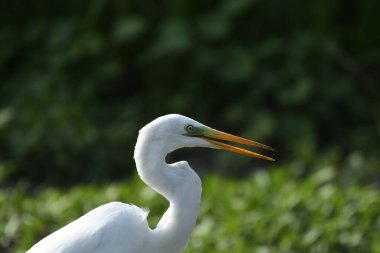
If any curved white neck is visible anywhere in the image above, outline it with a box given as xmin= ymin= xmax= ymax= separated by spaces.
xmin=134 ymin=136 xmax=202 ymax=253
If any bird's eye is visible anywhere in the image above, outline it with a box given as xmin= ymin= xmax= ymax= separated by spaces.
xmin=185 ymin=125 xmax=194 ymax=133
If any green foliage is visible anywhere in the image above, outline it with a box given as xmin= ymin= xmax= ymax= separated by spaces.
xmin=0 ymin=0 xmax=379 ymax=184
xmin=2 ymin=167 xmax=380 ymax=253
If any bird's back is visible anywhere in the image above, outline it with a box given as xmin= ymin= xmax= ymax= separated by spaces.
xmin=27 ymin=202 xmax=150 ymax=253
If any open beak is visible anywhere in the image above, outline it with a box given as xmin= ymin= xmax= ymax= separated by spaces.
xmin=201 ymin=129 xmax=276 ymax=161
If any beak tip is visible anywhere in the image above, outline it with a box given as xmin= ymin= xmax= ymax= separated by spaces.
xmin=270 ymin=151 xmax=278 ymax=161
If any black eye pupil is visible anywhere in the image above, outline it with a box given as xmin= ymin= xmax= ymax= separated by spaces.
xmin=186 ymin=125 xmax=193 ymax=132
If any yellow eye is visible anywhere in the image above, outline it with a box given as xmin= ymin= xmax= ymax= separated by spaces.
xmin=185 ymin=125 xmax=194 ymax=133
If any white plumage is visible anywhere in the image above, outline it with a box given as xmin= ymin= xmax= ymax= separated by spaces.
xmin=28 ymin=203 xmax=149 ymax=253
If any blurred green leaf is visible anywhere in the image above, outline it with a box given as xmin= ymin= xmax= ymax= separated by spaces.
xmin=112 ymin=16 xmax=147 ymax=43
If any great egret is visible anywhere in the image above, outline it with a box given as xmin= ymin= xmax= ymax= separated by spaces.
xmin=27 ymin=114 xmax=275 ymax=253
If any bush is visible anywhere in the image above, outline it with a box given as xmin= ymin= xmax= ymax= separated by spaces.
xmin=2 ymin=166 xmax=380 ymax=253
xmin=1 ymin=0 xmax=379 ymax=185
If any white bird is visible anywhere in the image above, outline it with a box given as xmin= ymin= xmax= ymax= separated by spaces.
xmin=27 ymin=114 xmax=275 ymax=253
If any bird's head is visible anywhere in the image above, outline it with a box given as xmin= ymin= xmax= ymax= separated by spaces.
xmin=138 ymin=114 xmax=275 ymax=161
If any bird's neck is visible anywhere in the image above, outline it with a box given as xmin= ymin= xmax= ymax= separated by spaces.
xmin=134 ymin=137 xmax=202 ymax=253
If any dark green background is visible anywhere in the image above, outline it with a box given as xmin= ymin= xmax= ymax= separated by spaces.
xmin=1 ymin=0 xmax=379 ymax=185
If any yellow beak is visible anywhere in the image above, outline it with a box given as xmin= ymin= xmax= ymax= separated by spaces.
xmin=201 ymin=129 xmax=276 ymax=161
